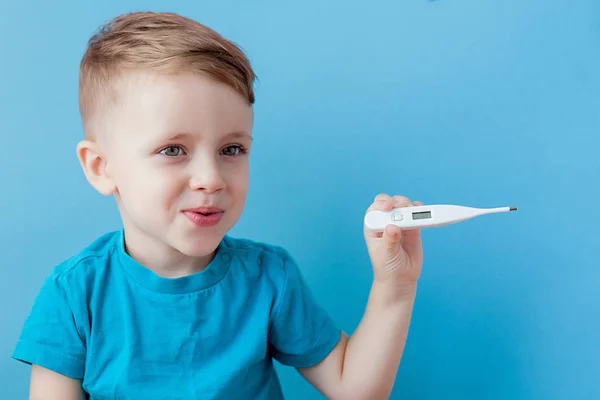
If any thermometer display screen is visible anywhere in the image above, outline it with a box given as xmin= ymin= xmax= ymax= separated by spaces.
xmin=412 ymin=211 xmax=432 ymax=220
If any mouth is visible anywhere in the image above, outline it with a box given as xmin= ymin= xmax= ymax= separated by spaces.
xmin=182 ymin=207 xmax=225 ymax=227
xmin=185 ymin=206 xmax=224 ymax=215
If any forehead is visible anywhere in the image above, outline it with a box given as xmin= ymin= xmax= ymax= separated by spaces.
xmin=109 ymin=71 xmax=253 ymax=143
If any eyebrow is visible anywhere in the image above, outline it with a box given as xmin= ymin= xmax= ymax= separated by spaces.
xmin=165 ymin=131 xmax=253 ymax=142
xmin=226 ymin=131 xmax=253 ymax=141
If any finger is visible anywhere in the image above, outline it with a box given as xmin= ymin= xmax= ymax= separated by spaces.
xmin=413 ymin=200 xmax=423 ymax=206
xmin=365 ymin=196 xmax=420 ymax=238
xmin=374 ymin=193 xmax=393 ymax=203
xmin=382 ymin=223 xmax=402 ymax=249
xmin=364 ymin=200 xmax=392 ymax=238
xmin=392 ymin=195 xmax=412 ymax=207
xmin=364 ymin=221 xmax=384 ymax=238
xmin=365 ymin=229 xmax=383 ymax=238
xmin=366 ymin=199 xmax=395 ymax=213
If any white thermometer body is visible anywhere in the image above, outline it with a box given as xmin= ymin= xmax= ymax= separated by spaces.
xmin=364 ymin=204 xmax=517 ymax=232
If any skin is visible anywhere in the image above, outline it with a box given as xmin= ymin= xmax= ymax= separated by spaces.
xmin=30 ymin=71 xmax=424 ymax=400
xmin=80 ymin=71 xmax=254 ymax=277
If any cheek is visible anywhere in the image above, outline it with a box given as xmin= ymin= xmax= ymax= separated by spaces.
xmin=116 ymin=163 xmax=186 ymax=213
xmin=228 ymin=169 xmax=249 ymax=202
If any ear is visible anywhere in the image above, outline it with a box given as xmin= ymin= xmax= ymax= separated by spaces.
xmin=76 ymin=140 xmax=116 ymax=196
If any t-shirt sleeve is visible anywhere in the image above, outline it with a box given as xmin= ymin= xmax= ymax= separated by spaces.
xmin=268 ymin=248 xmax=342 ymax=368
xmin=12 ymin=272 xmax=86 ymax=379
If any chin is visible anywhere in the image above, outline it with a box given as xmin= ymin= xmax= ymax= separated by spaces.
xmin=175 ymin=232 xmax=225 ymax=257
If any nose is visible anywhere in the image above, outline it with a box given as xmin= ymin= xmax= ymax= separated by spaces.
xmin=188 ymin=157 xmax=225 ymax=193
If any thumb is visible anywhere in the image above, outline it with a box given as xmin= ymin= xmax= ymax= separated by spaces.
xmin=383 ymin=224 xmax=402 ymax=252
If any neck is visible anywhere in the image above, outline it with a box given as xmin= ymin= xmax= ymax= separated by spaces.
xmin=123 ymin=228 xmax=214 ymax=279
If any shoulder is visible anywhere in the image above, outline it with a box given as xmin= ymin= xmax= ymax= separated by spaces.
xmin=223 ymin=235 xmax=299 ymax=283
xmin=47 ymin=230 xmax=121 ymax=286
xmin=224 ymin=236 xmax=314 ymax=325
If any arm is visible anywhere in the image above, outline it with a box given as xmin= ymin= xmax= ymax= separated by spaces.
xmin=300 ymin=194 xmax=423 ymax=399
xmin=299 ymin=281 xmax=416 ymax=400
xmin=30 ymin=365 xmax=85 ymax=400
xmin=12 ymin=273 xmax=88 ymax=399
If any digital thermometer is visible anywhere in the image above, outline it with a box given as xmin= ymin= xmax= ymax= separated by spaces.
xmin=364 ymin=204 xmax=517 ymax=231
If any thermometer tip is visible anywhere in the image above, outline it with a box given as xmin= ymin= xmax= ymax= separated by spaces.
xmin=510 ymin=206 xmax=518 ymax=211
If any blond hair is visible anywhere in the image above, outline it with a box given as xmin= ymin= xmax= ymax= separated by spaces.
xmin=79 ymin=11 xmax=256 ymax=137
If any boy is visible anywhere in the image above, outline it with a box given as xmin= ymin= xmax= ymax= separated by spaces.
xmin=12 ymin=11 xmax=424 ymax=400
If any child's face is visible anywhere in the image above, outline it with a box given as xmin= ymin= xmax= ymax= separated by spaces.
xmin=90 ymin=72 xmax=253 ymax=260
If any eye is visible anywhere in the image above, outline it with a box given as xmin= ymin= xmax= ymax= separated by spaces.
xmin=159 ymin=146 xmax=186 ymax=157
xmin=221 ymin=144 xmax=248 ymax=157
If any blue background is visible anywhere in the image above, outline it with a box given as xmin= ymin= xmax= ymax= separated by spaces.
xmin=1 ymin=0 xmax=599 ymax=399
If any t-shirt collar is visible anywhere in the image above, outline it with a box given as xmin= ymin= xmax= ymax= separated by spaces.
xmin=115 ymin=229 xmax=232 ymax=294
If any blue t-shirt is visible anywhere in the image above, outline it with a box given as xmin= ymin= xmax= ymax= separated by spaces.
xmin=12 ymin=230 xmax=341 ymax=399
